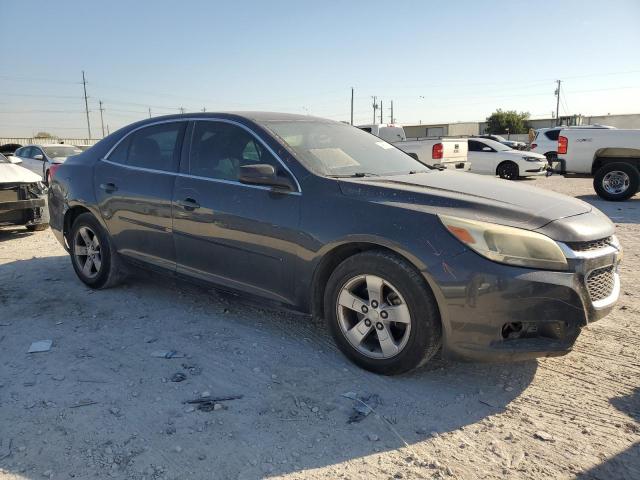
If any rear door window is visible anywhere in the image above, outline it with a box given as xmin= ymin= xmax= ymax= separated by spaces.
xmin=108 ymin=122 xmax=186 ymax=172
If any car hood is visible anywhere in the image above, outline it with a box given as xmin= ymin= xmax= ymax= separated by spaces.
xmin=0 ymin=163 xmax=42 ymax=184
xmin=338 ymin=171 xmax=614 ymax=241
xmin=513 ymin=151 xmax=546 ymax=160
xmin=51 ymin=156 xmax=68 ymax=163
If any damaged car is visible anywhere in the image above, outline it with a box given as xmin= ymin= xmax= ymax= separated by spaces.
xmin=48 ymin=113 xmax=622 ymax=375
xmin=0 ymin=153 xmax=49 ymax=231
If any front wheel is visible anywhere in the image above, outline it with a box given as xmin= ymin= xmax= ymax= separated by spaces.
xmin=324 ymin=250 xmax=441 ymax=375
xmin=70 ymin=212 xmax=124 ymax=289
xmin=497 ymin=161 xmax=519 ymax=180
xmin=593 ymin=162 xmax=639 ymax=201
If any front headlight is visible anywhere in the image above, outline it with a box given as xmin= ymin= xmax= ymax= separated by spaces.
xmin=523 ymin=156 xmax=544 ymax=162
xmin=439 ymin=215 xmax=568 ymax=271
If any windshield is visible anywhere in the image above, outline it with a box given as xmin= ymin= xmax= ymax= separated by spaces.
xmin=262 ymin=120 xmax=429 ymax=176
xmin=42 ymin=145 xmax=82 ymax=158
xmin=0 ymin=153 xmax=8 ymax=163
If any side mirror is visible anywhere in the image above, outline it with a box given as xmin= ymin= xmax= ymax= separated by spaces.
xmin=8 ymin=156 xmax=22 ymax=164
xmin=239 ymin=164 xmax=295 ymax=191
xmin=34 ymin=154 xmax=44 ymax=160
xmin=482 ymin=146 xmax=492 ymax=152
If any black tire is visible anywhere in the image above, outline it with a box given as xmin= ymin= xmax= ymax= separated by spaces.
xmin=70 ymin=212 xmax=124 ymax=289
xmin=324 ymin=250 xmax=441 ymax=375
xmin=593 ymin=162 xmax=639 ymax=201
xmin=26 ymin=223 xmax=49 ymax=232
xmin=497 ymin=161 xmax=519 ymax=180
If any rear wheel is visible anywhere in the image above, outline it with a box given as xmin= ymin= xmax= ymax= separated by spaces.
xmin=70 ymin=212 xmax=124 ymax=289
xmin=593 ymin=162 xmax=639 ymax=201
xmin=497 ymin=161 xmax=519 ymax=180
xmin=324 ymin=250 xmax=441 ymax=375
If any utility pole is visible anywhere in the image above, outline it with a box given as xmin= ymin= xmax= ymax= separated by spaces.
xmin=380 ymin=100 xmax=383 ymax=123
xmin=372 ymin=96 xmax=378 ymax=124
xmin=107 ymin=125 xmax=110 ymax=135
xmin=148 ymin=107 xmax=152 ymax=118
xmin=180 ymin=107 xmax=185 ymax=114
xmin=99 ymin=100 xmax=105 ymax=138
xmin=555 ymin=80 xmax=561 ymax=126
xmin=390 ymin=100 xmax=394 ymax=124
xmin=350 ymin=87 xmax=354 ymax=125
xmin=81 ymin=71 xmax=91 ymax=139
xmin=202 ymin=107 xmax=206 ymax=112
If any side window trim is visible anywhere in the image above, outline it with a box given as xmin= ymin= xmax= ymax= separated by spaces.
xmin=102 ymin=117 xmax=301 ymax=194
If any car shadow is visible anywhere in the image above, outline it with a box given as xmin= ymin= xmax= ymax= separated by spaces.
xmin=0 ymin=255 xmax=539 ymax=479
xmin=576 ymin=387 xmax=640 ymax=479
xmin=0 ymin=226 xmax=35 ymax=242
xmin=575 ymin=194 xmax=640 ymax=225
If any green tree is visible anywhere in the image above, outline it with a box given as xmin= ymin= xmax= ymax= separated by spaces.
xmin=485 ymin=110 xmax=530 ymax=134
xmin=34 ymin=131 xmax=53 ymax=138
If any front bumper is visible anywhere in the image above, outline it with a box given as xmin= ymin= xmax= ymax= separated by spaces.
xmin=427 ymin=241 xmax=621 ymax=362
xmin=522 ymin=163 xmax=549 ymax=176
xmin=0 ymin=184 xmax=49 ymax=227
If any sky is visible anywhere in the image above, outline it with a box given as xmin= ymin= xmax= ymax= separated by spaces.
xmin=1 ymin=0 xmax=640 ymax=138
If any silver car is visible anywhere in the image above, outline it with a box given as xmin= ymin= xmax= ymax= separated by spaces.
xmin=12 ymin=144 xmax=83 ymax=184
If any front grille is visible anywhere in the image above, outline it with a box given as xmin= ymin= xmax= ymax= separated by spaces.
xmin=566 ymin=237 xmax=613 ymax=252
xmin=586 ymin=265 xmax=616 ymax=302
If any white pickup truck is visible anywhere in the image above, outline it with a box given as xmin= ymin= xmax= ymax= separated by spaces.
xmin=357 ymin=124 xmax=469 ymax=171
xmin=557 ymin=127 xmax=640 ymax=200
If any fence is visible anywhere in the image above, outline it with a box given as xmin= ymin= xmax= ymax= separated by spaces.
xmin=0 ymin=137 xmax=100 ymax=147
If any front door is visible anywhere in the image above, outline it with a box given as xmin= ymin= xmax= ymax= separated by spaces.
xmin=94 ymin=121 xmax=186 ymax=271
xmin=468 ymin=140 xmax=493 ymax=174
xmin=172 ymin=120 xmax=301 ymax=305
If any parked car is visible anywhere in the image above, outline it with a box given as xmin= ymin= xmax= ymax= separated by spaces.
xmin=467 ymin=138 xmax=547 ymax=179
xmin=0 ymin=153 xmax=49 ymax=231
xmin=12 ymin=144 xmax=83 ymax=183
xmin=557 ymin=127 xmax=640 ymax=201
xmin=476 ymin=134 xmax=526 ymax=150
xmin=357 ymin=124 xmax=469 ymax=171
xmin=49 ymin=113 xmax=622 ymax=375
xmin=0 ymin=143 xmax=22 ymax=156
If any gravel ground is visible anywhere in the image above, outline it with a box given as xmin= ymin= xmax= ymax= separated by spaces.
xmin=0 ymin=176 xmax=638 ymax=480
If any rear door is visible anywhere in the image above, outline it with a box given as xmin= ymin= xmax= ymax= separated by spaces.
xmin=172 ymin=119 xmax=301 ymax=305
xmin=94 ymin=121 xmax=186 ymax=271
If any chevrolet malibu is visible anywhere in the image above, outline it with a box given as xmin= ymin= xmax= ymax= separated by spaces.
xmin=48 ymin=113 xmax=622 ymax=375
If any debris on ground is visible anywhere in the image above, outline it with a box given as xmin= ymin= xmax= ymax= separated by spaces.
xmin=534 ymin=430 xmax=555 ymax=442
xmin=184 ymin=394 xmax=243 ymax=412
xmin=342 ymin=392 xmax=381 ymax=423
xmin=69 ymin=399 xmax=98 ymax=408
xmin=27 ymin=339 xmax=52 ymax=353
xmin=150 ymin=350 xmax=185 ymax=359
xmin=170 ymin=372 xmax=187 ymax=382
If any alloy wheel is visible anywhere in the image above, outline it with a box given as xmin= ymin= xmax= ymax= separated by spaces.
xmin=336 ymin=274 xmax=412 ymax=359
xmin=73 ymin=226 xmax=102 ymax=279
xmin=602 ymin=170 xmax=630 ymax=195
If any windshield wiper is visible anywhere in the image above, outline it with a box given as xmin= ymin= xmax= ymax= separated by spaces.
xmin=328 ymin=172 xmax=380 ymax=178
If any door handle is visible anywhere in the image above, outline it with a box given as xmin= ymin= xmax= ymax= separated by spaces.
xmin=177 ymin=198 xmax=200 ymax=211
xmin=99 ymin=182 xmax=118 ymax=193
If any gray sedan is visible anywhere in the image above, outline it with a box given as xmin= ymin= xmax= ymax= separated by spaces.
xmin=48 ymin=113 xmax=622 ymax=374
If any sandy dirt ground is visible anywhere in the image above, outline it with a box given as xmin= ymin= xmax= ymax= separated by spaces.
xmin=0 ymin=176 xmax=638 ymax=480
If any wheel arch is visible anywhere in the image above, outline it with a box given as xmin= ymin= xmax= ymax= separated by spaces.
xmin=310 ymin=240 xmax=438 ymax=321
xmin=63 ymin=205 xmax=94 ymax=248
xmin=592 ymin=152 xmax=640 ymax=175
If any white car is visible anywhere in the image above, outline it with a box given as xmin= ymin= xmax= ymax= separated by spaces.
xmin=11 ymin=144 xmax=83 ymax=184
xmin=468 ymin=138 xmax=547 ymax=180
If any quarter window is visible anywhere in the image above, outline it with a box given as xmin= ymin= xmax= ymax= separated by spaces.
xmin=189 ymin=121 xmax=282 ymax=181
xmin=108 ymin=122 xmax=185 ymax=171
xmin=544 ymin=129 xmax=560 ymax=141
